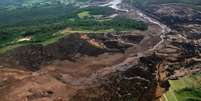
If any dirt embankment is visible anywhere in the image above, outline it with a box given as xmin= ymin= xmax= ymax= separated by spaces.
xmin=0 ymin=28 xmax=167 ymax=101
xmin=69 ymin=55 xmax=163 ymax=101
xmin=0 ymin=53 xmax=165 ymax=101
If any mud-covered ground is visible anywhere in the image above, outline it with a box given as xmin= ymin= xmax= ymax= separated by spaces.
xmin=0 ymin=11 xmax=164 ymax=101
xmin=0 ymin=24 xmax=163 ymax=101
xmin=0 ymin=0 xmax=201 ymax=101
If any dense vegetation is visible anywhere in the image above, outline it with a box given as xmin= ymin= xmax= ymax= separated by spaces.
xmin=0 ymin=5 xmax=147 ymax=53
xmin=64 ymin=17 xmax=147 ymax=31
xmin=0 ymin=16 xmax=147 ymax=47
xmin=0 ymin=0 xmax=90 ymax=8
xmin=0 ymin=5 xmax=76 ymax=26
xmin=74 ymin=6 xmax=115 ymax=17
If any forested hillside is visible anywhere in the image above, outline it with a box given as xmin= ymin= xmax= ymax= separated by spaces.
xmin=0 ymin=0 xmax=90 ymax=8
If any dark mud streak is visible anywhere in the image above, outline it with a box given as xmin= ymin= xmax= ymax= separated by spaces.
xmin=69 ymin=55 xmax=163 ymax=101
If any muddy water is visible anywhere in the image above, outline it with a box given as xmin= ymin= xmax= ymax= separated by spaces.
xmin=101 ymin=0 xmax=128 ymax=12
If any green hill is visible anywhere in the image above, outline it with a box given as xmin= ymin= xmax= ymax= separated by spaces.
xmin=0 ymin=0 xmax=90 ymax=8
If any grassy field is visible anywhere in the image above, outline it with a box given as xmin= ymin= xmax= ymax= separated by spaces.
xmin=78 ymin=11 xmax=91 ymax=19
xmin=0 ymin=5 xmax=148 ymax=54
xmin=162 ymin=73 xmax=201 ymax=101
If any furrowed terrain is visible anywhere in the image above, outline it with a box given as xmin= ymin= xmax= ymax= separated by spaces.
xmin=126 ymin=0 xmax=201 ymax=100
xmin=0 ymin=0 xmax=200 ymax=101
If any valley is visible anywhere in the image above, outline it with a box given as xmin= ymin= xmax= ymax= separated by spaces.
xmin=0 ymin=0 xmax=200 ymax=101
